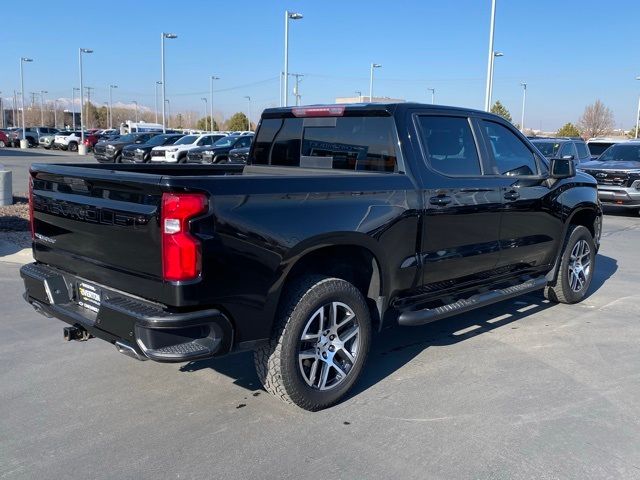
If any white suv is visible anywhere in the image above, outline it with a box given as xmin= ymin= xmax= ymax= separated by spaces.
xmin=149 ymin=133 xmax=222 ymax=163
xmin=53 ymin=131 xmax=83 ymax=152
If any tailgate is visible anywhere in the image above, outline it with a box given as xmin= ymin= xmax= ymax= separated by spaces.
xmin=31 ymin=165 xmax=165 ymax=296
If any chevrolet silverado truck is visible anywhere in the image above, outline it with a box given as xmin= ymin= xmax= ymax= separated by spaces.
xmin=21 ymin=103 xmax=602 ymax=411
xmin=578 ymin=140 xmax=640 ymax=213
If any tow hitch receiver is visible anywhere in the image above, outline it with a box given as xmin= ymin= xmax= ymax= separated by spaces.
xmin=63 ymin=326 xmax=92 ymax=342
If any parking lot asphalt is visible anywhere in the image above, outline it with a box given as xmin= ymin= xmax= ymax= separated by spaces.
xmin=0 ymin=148 xmax=93 ymax=194
xmin=1 ymin=161 xmax=640 ymax=478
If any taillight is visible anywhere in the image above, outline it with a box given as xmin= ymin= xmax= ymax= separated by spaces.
xmin=291 ymin=106 xmax=345 ymax=117
xmin=28 ymin=175 xmax=34 ymax=239
xmin=161 ymin=192 xmax=208 ymax=281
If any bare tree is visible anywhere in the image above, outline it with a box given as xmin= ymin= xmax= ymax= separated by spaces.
xmin=578 ymin=100 xmax=614 ymax=138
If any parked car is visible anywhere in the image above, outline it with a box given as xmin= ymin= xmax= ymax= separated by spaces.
xmin=530 ymin=137 xmax=591 ymax=166
xmin=52 ymin=131 xmax=83 ymax=151
xmin=93 ymin=132 xmax=159 ymax=163
xmin=185 ymin=134 xmax=251 ymax=163
xmin=82 ymin=133 xmax=103 ymax=151
xmin=38 ymin=132 xmax=59 ymax=149
xmin=578 ymin=140 xmax=640 ymax=212
xmin=22 ymin=103 xmax=603 ymax=410
xmin=586 ymin=137 xmax=624 ymax=160
xmin=228 ymin=146 xmax=250 ymax=163
xmin=149 ymin=133 xmax=224 ymax=163
xmin=21 ymin=127 xmax=59 ymax=147
xmin=121 ymin=133 xmax=184 ymax=163
xmin=0 ymin=130 xmax=8 ymax=148
xmin=1 ymin=128 xmax=20 ymax=147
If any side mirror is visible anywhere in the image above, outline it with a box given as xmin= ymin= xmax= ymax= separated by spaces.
xmin=550 ymin=157 xmax=576 ymax=179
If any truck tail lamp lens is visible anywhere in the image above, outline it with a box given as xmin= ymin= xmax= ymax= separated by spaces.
xmin=292 ymin=106 xmax=345 ymax=117
xmin=161 ymin=193 xmax=208 ymax=281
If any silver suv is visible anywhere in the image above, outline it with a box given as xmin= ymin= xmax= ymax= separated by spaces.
xmin=530 ymin=137 xmax=591 ymax=166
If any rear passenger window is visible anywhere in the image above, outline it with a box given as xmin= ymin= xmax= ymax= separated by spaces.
xmin=559 ymin=142 xmax=577 ymax=159
xmin=416 ymin=116 xmax=481 ymax=176
xmin=253 ymin=116 xmax=399 ymax=172
xmin=482 ymin=121 xmax=539 ymax=176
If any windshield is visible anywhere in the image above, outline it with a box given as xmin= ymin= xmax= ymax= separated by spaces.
xmin=588 ymin=142 xmax=614 ymax=157
xmin=532 ymin=141 xmax=561 ymax=158
xmin=598 ymin=144 xmax=640 ymax=162
xmin=146 ymin=134 xmax=176 ymax=146
xmin=213 ymin=136 xmax=238 ymax=148
xmin=117 ymin=134 xmax=137 ymax=142
xmin=174 ymin=135 xmax=197 ymax=145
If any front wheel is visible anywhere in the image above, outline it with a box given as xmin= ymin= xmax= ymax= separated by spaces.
xmin=254 ymin=276 xmax=372 ymax=411
xmin=545 ymin=225 xmax=595 ymax=304
xmin=0 ymin=140 xmax=5 ymax=148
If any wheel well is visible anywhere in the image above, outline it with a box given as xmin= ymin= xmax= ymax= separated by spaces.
xmin=569 ymin=208 xmax=597 ymax=237
xmin=284 ymin=246 xmax=382 ymax=327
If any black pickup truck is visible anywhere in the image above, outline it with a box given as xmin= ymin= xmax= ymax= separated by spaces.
xmin=21 ymin=103 xmax=602 ymax=410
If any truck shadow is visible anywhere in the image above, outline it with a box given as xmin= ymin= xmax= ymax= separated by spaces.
xmin=179 ymin=254 xmax=618 ymax=401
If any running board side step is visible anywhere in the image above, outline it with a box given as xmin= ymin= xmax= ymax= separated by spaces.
xmin=397 ymin=276 xmax=548 ymax=327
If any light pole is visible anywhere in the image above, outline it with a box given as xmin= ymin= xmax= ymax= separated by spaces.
xmin=520 ymin=82 xmax=527 ymax=132
xmin=155 ymin=81 xmax=162 ymax=124
xmin=72 ymin=87 xmax=80 ymax=130
xmin=201 ymin=97 xmax=207 ymax=129
xmin=165 ymin=99 xmax=171 ymax=128
xmin=484 ymin=0 xmax=497 ymax=111
xmin=109 ymin=84 xmax=117 ymax=129
xmin=355 ymin=91 xmax=362 ymax=102
xmin=369 ymin=63 xmax=382 ymax=102
xmin=635 ymin=76 xmax=640 ymax=139
xmin=78 ymin=48 xmax=93 ymax=154
xmin=40 ymin=90 xmax=48 ymax=126
xmin=53 ymin=99 xmax=58 ymax=128
xmin=210 ymin=75 xmax=219 ymax=132
xmin=132 ymin=100 xmax=138 ymax=122
xmin=283 ymin=10 xmax=303 ymax=107
xmin=244 ymin=96 xmax=251 ymax=131
xmin=486 ymin=51 xmax=503 ymax=110
xmin=19 ymin=57 xmax=33 ymax=148
xmin=428 ymin=88 xmax=435 ymax=104
xmin=161 ymin=32 xmax=178 ymax=133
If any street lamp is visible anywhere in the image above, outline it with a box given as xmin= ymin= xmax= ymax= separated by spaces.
xmin=72 ymin=87 xmax=80 ymax=130
xmin=53 ymin=99 xmax=58 ymax=128
xmin=210 ymin=75 xmax=220 ymax=132
xmin=40 ymin=90 xmax=48 ymax=126
xmin=369 ymin=63 xmax=382 ymax=102
xmin=520 ymin=82 xmax=527 ymax=132
xmin=428 ymin=88 xmax=435 ymax=104
xmin=635 ymin=76 xmax=640 ymax=139
xmin=19 ymin=57 xmax=33 ymax=148
xmin=283 ymin=10 xmax=303 ymax=107
xmin=161 ymin=32 xmax=178 ymax=133
xmin=78 ymin=48 xmax=93 ymax=154
xmin=201 ymin=97 xmax=207 ymax=129
xmin=244 ymin=96 xmax=251 ymax=131
xmin=109 ymin=84 xmax=117 ymax=129
xmin=484 ymin=0 xmax=497 ymax=111
xmin=355 ymin=90 xmax=362 ymax=102
xmin=155 ymin=81 xmax=162 ymax=124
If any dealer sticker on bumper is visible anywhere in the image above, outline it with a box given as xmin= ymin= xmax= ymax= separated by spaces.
xmin=78 ymin=282 xmax=101 ymax=313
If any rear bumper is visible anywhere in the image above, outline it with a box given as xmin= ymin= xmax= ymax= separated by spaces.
xmin=20 ymin=262 xmax=233 ymax=362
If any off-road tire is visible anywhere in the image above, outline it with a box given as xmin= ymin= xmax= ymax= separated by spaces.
xmin=254 ymin=275 xmax=372 ymax=411
xmin=545 ymin=225 xmax=595 ymax=304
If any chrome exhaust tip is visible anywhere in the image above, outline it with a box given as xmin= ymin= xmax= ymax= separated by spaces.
xmin=115 ymin=341 xmax=147 ymax=361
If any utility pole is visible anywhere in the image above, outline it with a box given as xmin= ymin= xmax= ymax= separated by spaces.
xmin=289 ymin=73 xmax=304 ymax=106
xmin=484 ymin=0 xmax=497 ymax=111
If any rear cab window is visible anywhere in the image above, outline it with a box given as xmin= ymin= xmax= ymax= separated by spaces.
xmin=252 ymin=115 xmax=400 ymax=173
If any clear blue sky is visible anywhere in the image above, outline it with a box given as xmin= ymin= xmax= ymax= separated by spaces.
xmin=1 ymin=0 xmax=638 ymax=130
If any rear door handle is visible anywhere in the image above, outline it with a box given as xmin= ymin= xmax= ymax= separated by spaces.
xmin=504 ymin=190 xmax=520 ymax=201
xmin=429 ymin=195 xmax=452 ymax=206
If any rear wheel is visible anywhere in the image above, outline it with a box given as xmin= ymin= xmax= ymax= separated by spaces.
xmin=545 ymin=225 xmax=595 ymax=304
xmin=0 ymin=140 xmax=5 ymax=148
xmin=254 ymin=276 xmax=371 ymax=411
xmin=68 ymin=142 xmax=78 ymax=152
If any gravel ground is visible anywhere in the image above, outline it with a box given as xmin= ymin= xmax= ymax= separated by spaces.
xmin=0 ymin=195 xmax=29 ymax=232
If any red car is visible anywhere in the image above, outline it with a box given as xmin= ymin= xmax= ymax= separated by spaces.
xmin=0 ymin=130 xmax=9 ymax=148
xmin=83 ymin=133 xmax=101 ymax=150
